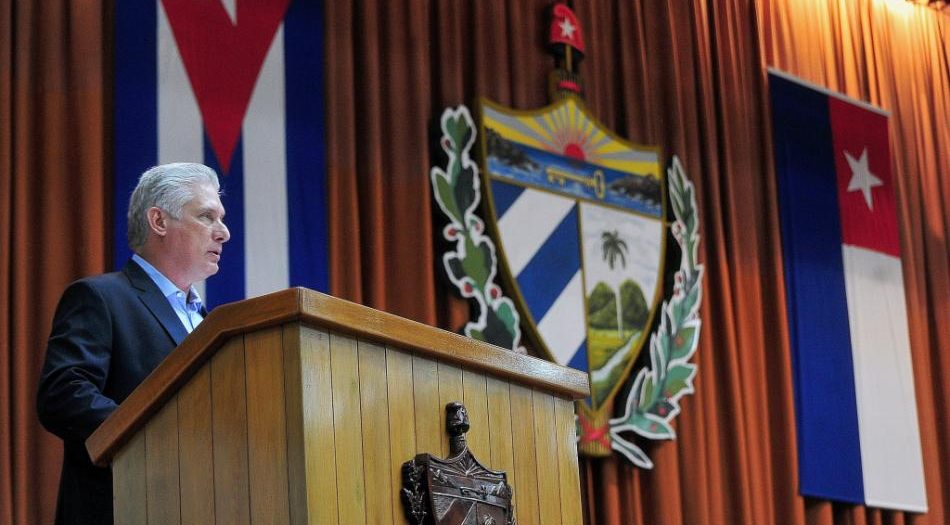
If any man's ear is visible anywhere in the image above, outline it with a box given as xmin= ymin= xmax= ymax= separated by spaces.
xmin=146 ymin=207 xmax=168 ymax=237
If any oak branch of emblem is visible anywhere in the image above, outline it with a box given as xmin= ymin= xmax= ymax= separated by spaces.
xmin=430 ymin=106 xmax=525 ymax=354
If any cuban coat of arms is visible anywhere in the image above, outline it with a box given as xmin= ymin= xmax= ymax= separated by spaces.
xmin=431 ymin=4 xmax=703 ymax=468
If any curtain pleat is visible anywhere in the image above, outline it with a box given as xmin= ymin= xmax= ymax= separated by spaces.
xmin=1 ymin=0 xmax=13 ymax=521
xmin=1 ymin=1 xmax=946 ymax=524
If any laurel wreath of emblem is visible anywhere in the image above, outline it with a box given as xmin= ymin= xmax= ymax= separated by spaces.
xmin=431 ymin=105 xmax=704 ymax=468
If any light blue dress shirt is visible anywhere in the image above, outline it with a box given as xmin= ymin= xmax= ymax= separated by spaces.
xmin=132 ymin=254 xmax=204 ymax=333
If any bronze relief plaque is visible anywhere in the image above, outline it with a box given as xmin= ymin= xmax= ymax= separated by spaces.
xmin=402 ymin=403 xmax=515 ymax=525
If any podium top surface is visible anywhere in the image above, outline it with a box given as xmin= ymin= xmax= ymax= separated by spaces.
xmin=86 ymin=288 xmax=590 ymax=466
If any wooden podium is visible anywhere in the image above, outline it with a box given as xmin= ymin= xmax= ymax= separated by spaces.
xmin=87 ymin=288 xmax=589 ymax=524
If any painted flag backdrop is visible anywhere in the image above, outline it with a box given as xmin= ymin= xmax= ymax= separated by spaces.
xmin=769 ymin=70 xmax=926 ymax=512
xmin=113 ymin=0 xmax=328 ymax=307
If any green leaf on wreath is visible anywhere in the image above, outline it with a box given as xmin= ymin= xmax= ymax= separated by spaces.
xmin=445 ymin=114 xmax=473 ymax=154
xmin=445 ymin=256 xmax=467 ymax=286
xmin=682 ymin=284 xmax=700 ymax=318
xmin=683 ymin=184 xmax=696 ymax=213
xmin=461 ymin=238 xmax=492 ymax=287
xmin=649 ymin=400 xmax=677 ymax=419
xmin=628 ymin=411 xmax=674 ymax=440
xmin=670 ymin=325 xmax=698 ymax=360
xmin=455 ymin=165 xmax=477 ymax=218
xmin=670 ymin=190 xmax=685 ymax=220
xmin=664 ymin=363 xmax=697 ymax=397
xmin=638 ymin=374 xmax=656 ymax=410
xmin=493 ymin=301 xmax=519 ymax=336
xmin=482 ymin=307 xmax=516 ymax=349
xmin=467 ymin=327 xmax=485 ymax=341
xmin=646 ymin=415 xmax=675 ymax=439
xmin=673 ymin=279 xmax=699 ymax=321
xmin=672 ymin=296 xmax=686 ymax=324
xmin=651 ymin=321 xmax=671 ymax=374
xmin=434 ymin=172 xmax=462 ymax=225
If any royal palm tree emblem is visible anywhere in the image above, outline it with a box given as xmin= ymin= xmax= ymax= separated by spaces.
xmin=600 ymin=230 xmax=629 ymax=338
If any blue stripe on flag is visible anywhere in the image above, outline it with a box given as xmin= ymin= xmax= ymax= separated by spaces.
xmin=516 ymin=206 xmax=580 ymax=323
xmin=113 ymin=0 xmax=158 ymax=269
xmin=771 ymin=74 xmax=865 ymax=504
xmin=491 ymin=180 xmax=525 ymax=219
xmin=284 ymin=0 xmax=328 ymax=292
xmin=567 ymin=340 xmax=588 ymax=372
xmin=204 ymin=134 xmax=246 ymax=307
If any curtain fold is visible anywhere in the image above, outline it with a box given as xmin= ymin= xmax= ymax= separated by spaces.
xmin=1 ymin=0 xmax=13 ymax=521
xmin=1 ymin=1 xmax=947 ymax=524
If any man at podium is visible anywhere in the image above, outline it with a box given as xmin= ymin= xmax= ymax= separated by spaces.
xmin=36 ymin=163 xmax=230 ymax=525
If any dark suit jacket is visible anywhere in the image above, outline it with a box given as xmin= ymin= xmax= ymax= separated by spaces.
xmin=37 ymin=259 xmax=195 ymax=525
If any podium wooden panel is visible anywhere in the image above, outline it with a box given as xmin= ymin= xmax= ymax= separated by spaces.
xmin=87 ymin=288 xmax=589 ymax=525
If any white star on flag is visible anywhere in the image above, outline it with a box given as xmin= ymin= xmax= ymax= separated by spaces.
xmin=845 ymin=148 xmax=883 ymax=210
xmin=559 ymin=18 xmax=576 ymax=39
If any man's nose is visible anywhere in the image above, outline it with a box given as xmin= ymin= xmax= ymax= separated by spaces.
xmin=216 ymin=222 xmax=230 ymax=243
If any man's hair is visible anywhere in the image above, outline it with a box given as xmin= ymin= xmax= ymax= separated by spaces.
xmin=127 ymin=163 xmax=221 ymax=250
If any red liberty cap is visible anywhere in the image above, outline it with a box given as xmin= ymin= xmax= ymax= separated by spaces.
xmin=549 ymin=4 xmax=585 ymax=53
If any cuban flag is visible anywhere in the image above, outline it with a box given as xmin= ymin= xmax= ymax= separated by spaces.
xmin=769 ymin=70 xmax=926 ymax=512
xmin=113 ymin=0 xmax=328 ymax=307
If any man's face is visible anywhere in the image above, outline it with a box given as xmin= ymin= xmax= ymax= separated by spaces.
xmin=162 ymin=183 xmax=230 ymax=287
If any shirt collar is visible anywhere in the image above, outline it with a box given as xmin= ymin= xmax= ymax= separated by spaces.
xmin=132 ymin=253 xmax=203 ymax=306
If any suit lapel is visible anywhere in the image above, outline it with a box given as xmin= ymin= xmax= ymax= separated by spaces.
xmin=124 ymin=259 xmax=189 ymax=346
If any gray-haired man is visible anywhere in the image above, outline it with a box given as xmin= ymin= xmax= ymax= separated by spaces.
xmin=37 ymin=163 xmax=229 ymax=525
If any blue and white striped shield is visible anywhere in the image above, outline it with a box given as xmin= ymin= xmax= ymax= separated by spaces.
xmin=477 ymin=97 xmax=667 ymax=410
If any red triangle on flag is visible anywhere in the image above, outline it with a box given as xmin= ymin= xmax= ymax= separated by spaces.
xmin=162 ymin=0 xmax=292 ymax=173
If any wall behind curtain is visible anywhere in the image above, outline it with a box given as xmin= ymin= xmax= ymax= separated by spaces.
xmin=1 ymin=1 xmax=946 ymax=524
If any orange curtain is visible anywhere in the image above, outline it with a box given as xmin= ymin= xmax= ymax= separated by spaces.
xmin=1 ymin=1 xmax=109 ymax=523
xmin=2 ymin=1 xmax=947 ymax=524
